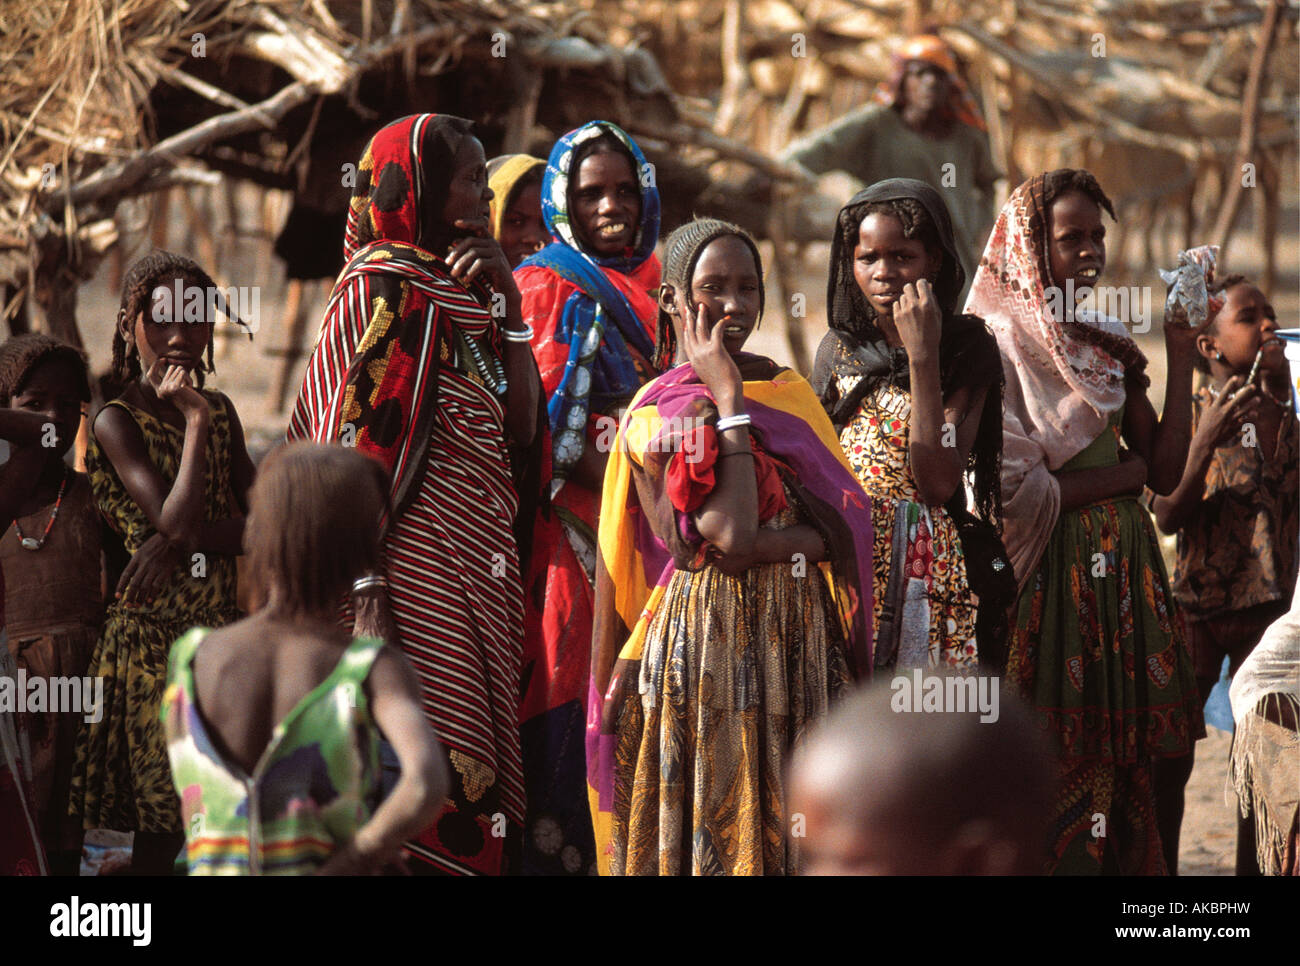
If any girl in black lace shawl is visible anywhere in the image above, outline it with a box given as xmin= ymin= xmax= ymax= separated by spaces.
xmin=810 ymin=178 xmax=1003 ymax=670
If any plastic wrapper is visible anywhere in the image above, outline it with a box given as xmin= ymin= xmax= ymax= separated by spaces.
xmin=1158 ymin=244 xmax=1219 ymax=329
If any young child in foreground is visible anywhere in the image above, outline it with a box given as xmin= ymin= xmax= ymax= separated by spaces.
xmin=789 ymin=680 xmax=1054 ymax=875
xmin=0 ymin=334 xmax=104 ymax=874
xmin=1152 ymin=275 xmax=1297 ymax=874
xmin=162 ymin=442 xmax=450 ymax=874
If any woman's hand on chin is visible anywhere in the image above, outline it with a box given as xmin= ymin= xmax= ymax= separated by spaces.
xmin=449 ymin=220 xmax=519 ymax=302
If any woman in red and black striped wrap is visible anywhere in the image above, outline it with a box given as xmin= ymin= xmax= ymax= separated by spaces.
xmin=288 ymin=114 xmax=542 ymax=875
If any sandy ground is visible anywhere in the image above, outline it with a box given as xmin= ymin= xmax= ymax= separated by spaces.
xmin=64 ymin=176 xmax=1298 ymax=876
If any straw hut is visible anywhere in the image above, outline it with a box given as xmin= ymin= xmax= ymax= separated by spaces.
xmin=0 ymin=0 xmax=805 ymax=353
xmin=3 ymin=0 xmax=1294 ymax=376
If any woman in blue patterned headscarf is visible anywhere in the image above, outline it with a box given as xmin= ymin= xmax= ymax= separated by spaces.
xmin=515 ymin=120 xmax=662 ymax=876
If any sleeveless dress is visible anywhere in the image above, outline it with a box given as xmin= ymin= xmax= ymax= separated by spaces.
xmin=1006 ymin=407 xmax=1203 ymax=874
xmin=70 ymin=392 xmax=241 ymax=834
xmin=836 ymin=378 xmax=978 ymax=670
xmin=613 ymin=483 xmax=853 ymax=876
xmin=162 ymin=629 xmax=384 ymax=875
xmin=2 ymin=472 xmax=102 ymax=855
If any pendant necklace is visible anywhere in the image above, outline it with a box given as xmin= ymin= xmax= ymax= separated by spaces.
xmin=14 ymin=466 xmax=69 ymax=551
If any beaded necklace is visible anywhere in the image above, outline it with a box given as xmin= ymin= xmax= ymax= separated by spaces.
xmin=14 ymin=464 xmax=69 ymax=551
xmin=456 ymin=329 xmax=508 ymax=396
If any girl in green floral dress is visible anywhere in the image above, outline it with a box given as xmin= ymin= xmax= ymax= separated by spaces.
xmin=965 ymin=169 xmax=1205 ymax=874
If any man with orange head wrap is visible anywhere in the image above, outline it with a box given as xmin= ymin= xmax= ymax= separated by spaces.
xmin=781 ymin=33 xmax=1000 ymax=284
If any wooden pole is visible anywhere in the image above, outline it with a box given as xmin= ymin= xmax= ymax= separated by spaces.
xmin=1209 ymin=0 xmax=1284 ymax=262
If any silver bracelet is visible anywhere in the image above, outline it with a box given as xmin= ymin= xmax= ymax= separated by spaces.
xmin=502 ymin=325 xmax=534 ymax=343
xmin=715 ymin=413 xmax=752 ymax=434
xmin=352 ymin=574 xmax=388 ymax=594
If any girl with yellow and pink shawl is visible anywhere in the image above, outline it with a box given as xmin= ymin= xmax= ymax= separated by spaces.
xmin=587 ymin=219 xmax=874 ymax=875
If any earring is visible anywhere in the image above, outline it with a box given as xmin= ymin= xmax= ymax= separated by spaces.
xmin=1215 ymin=351 xmax=1227 ymax=361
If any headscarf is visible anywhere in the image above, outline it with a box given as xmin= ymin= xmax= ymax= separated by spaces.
xmin=810 ymin=178 xmax=1003 ymax=525
xmin=487 ymin=154 xmax=546 ymax=241
xmin=343 ymin=113 xmax=474 ymax=261
xmin=963 ymin=170 xmax=1148 ymax=586
xmin=519 ymin=121 xmax=661 ymax=492
xmin=297 ymin=113 xmax=499 ymax=519
xmin=874 ymin=33 xmax=987 ymax=132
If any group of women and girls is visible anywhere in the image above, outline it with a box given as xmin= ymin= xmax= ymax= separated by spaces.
xmin=1 ymin=100 xmax=1295 ymax=877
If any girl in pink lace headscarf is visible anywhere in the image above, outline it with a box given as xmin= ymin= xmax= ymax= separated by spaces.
xmin=965 ymin=169 xmax=1205 ymax=875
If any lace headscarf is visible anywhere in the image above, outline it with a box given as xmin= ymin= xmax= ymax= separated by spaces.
xmin=963 ymin=169 xmax=1148 ymax=585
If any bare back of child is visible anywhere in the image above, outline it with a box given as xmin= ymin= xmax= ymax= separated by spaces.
xmin=163 ymin=441 xmax=449 ymax=875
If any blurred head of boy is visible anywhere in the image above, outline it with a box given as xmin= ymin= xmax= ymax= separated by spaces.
xmin=790 ymin=681 xmax=1055 ymax=875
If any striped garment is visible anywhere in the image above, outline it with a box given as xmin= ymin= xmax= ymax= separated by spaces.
xmin=287 ymin=114 xmax=526 ymax=874
xmin=162 ymin=629 xmax=384 ymax=875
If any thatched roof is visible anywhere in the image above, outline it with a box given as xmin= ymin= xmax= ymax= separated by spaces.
xmin=3 ymin=0 xmax=811 ymax=340
xmin=3 ymin=0 xmax=1295 ymax=346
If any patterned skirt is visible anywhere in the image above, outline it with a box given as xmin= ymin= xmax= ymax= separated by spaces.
xmin=387 ymin=437 xmax=526 ymax=876
xmin=1007 ymin=495 xmax=1203 ymax=874
xmin=612 ymin=560 xmax=851 ymax=876
xmin=70 ymin=604 xmax=237 ymax=835
xmin=519 ymin=506 xmax=598 ymax=876
xmin=869 ymin=494 xmax=978 ymax=672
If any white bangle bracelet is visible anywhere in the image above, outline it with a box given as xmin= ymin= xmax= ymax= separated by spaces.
xmin=502 ymin=325 xmax=534 ymax=343
xmin=715 ymin=413 xmax=752 ymax=434
xmin=352 ymin=574 xmax=388 ymax=594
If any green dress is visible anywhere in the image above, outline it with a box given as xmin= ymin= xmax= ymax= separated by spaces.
xmin=1006 ymin=408 xmax=1203 ymax=875
xmin=162 ymin=629 xmax=384 ymax=875
xmin=69 ymin=393 xmax=241 ymax=834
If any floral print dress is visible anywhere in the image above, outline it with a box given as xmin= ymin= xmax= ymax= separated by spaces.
xmin=837 ymin=377 xmax=977 ymax=671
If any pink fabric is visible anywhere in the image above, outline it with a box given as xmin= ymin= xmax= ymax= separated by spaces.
xmin=963 ymin=174 xmax=1136 ymax=587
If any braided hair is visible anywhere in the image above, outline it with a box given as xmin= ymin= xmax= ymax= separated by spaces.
xmin=654 ymin=218 xmax=765 ymax=371
xmin=830 ymin=196 xmax=945 ymax=343
xmin=112 ymin=250 xmax=228 ymax=390
xmin=1041 ymin=168 xmax=1116 ymax=221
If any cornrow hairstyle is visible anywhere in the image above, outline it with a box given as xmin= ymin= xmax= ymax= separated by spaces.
xmin=862 ymin=197 xmax=942 ymax=254
xmin=1041 ymin=168 xmax=1117 ymax=222
xmin=244 ymin=441 xmax=392 ymax=616
xmin=112 ymin=249 xmax=251 ymax=391
xmin=654 ymin=218 xmax=765 ymax=372
xmin=1196 ymin=272 xmax=1251 ymax=373
xmin=0 ymin=333 xmax=91 ymax=406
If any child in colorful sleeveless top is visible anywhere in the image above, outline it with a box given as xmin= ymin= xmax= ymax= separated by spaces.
xmin=0 ymin=335 xmax=104 ymax=874
xmin=1152 ymin=274 xmax=1297 ymax=873
xmin=162 ymin=442 xmax=449 ymax=875
xmin=966 ymin=169 xmax=1204 ymax=875
xmin=69 ymin=250 xmax=255 ymax=874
